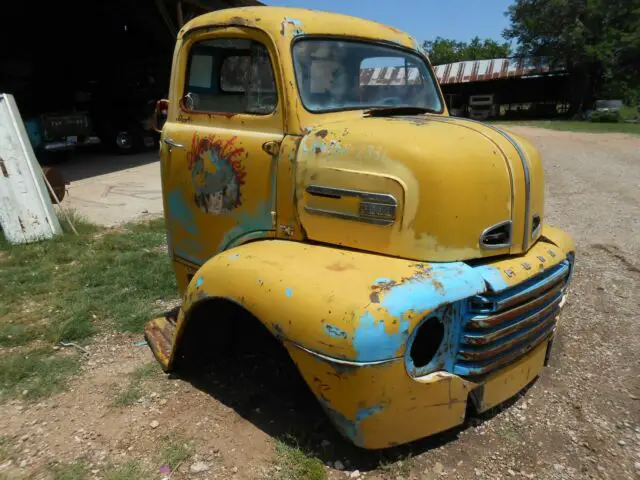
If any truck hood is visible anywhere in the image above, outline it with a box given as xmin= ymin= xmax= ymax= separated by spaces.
xmin=295 ymin=115 xmax=544 ymax=262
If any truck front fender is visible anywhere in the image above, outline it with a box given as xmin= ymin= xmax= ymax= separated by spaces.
xmin=167 ymin=240 xmax=489 ymax=370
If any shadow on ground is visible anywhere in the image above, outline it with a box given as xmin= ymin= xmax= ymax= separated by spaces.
xmin=43 ymin=149 xmax=159 ymax=183
xmin=177 ymin=345 xmax=535 ymax=472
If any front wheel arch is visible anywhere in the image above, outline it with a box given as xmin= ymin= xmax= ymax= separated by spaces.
xmin=172 ymin=297 xmax=287 ymax=371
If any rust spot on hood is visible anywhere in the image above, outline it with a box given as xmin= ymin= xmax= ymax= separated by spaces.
xmin=227 ymin=16 xmax=251 ymax=26
xmin=326 ymin=262 xmax=355 ymax=272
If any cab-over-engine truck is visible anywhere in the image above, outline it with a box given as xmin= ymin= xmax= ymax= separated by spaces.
xmin=145 ymin=7 xmax=575 ymax=449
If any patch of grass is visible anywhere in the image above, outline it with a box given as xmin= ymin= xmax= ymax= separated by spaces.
xmin=112 ymin=362 xmax=163 ymax=407
xmin=0 ymin=436 xmax=9 ymax=462
xmin=112 ymin=385 xmax=143 ymax=407
xmin=104 ymin=460 xmax=151 ymax=480
xmin=0 ymin=348 xmax=80 ymax=401
xmin=0 ymin=322 xmax=44 ymax=348
xmin=274 ymin=437 xmax=326 ymax=480
xmin=379 ymin=454 xmax=414 ymax=476
xmin=131 ymin=362 xmax=160 ymax=382
xmin=52 ymin=460 xmax=88 ymax=480
xmin=158 ymin=433 xmax=193 ymax=469
xmin=494 ymin=120 xmax=640 ymax=135
xmin=619 ymin=104 xmax=640 ymax=122
xmin=0 ymin=217 xmax=177 ymax=348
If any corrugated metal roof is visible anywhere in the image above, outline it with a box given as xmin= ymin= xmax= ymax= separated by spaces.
xmin=358 ymin=57 xmax=565 ymax=87
xmin=359 ymin=67 xmax=423 ymax=86
xmin=433 ymin=57 xmax=566 ymax=85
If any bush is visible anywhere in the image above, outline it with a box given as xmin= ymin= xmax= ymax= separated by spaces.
xmin=590 ymin=110 xmax=621 ymax=123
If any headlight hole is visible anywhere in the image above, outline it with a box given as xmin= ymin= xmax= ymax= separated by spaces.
xmin=410 ymin=317 xmax=445 ymax=368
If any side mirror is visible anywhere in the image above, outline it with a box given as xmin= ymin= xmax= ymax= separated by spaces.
xmin=152 ymin=99 xmax=169 ymax=133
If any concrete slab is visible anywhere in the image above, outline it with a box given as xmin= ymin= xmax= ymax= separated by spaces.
xmin=56 ymin=151 xmax=164 ymax=226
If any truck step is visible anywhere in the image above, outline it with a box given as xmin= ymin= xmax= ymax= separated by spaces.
xmin=144 ymin=307 xmax=179 ymax=371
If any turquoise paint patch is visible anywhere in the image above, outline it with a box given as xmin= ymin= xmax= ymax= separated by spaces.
xmin=283 ymin=17 xmax=304 ymax=37
xmin=324 ymin=324 xmax=347 ymax=339
xmin=218 ymin=200 xmax=272 ymax=252
xmin=284 ymin=16 xmax=302 ymax=26
xmin=355 ymin=263 xmax=487 ymax=362
xmin=356 ymin=405 xmax=384 ymax=422
xmin=380 ymin=263 xmax=486 ymax=318
xmin=195 ymin=276 xmax=204 ymax=288
xmin=285 ymin=288 xmax=293 ymax=298
xmin=353 ymin=312 xmax=410 ymax=362
xmin=301 ymin=137 xmax=346 ymax=156
xmin=324 ymin=406 xmax=358 ymax=443
xmin=473 ymin=265 xmax=510 ymax=292
xmin=167 ymin=190 xmax=198 ymax=235
xmin=320 ymin=399 xmax=383 ymax=446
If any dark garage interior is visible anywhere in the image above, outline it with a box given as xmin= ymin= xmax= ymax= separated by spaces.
xmin=0 ymin=0 xmax=261 ymax=157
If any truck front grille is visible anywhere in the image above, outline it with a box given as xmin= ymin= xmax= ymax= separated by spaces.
xmin=454 ymin=260 xmax=571 ymax=378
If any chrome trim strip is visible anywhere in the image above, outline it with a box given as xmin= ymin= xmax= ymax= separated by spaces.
xmin=427 ymin=116 xmax=532 ymax=251
xmin=462 ymin=299 xmax=560 ymax=345
xmin=479 ymin=125 xmax=532 ymax=250
xmin=306 ymin=185 xmax=397 ymax=204
xmin=289 ymin=341 xmax=401 ymax=367
xmin=479 ymin=220 xmax=512 ymax=250
xmin=303 ymin=206 xmax=395 ymax=225
xmin=417 ymin=116 xmax=517 ymax=247
xmin=305 ymin=185 xmax=397 ymax=226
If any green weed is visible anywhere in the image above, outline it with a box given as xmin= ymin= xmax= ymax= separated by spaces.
xmin=52 ymin=460 xmax=88 ymax=480
xmin=157 ymin=433 xmax=194 ymax=470
xmin=494 ymin=119 xmax=640 ymax=134
xmin=112 ymin=362 xmax=163 ymax=407
xmin=0 ymin=218 xmax=176 ymax=347
xmin=0 ymin=348 xmax=80 ymax=401
xmin=104 ymin=460 xmax=151 ymax=480
xmin=273 ymin=437 xmax=326 ymax=480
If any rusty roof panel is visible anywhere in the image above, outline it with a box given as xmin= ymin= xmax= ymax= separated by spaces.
xmin=358 ymin=57 xmax=565 ymax=87
xmin=433 ymin=57 xmax=566 ymax=85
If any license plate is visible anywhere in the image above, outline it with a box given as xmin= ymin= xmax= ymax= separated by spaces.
xmin=67 ymin=136 xmax=78 ymax=144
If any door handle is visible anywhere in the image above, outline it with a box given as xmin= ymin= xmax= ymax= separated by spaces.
xmin=164 ymin=137 xmax=184 ymax=149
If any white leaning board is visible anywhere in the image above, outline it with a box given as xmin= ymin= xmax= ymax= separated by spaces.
xmin=0 ymin=93 xmax=62 ymax=243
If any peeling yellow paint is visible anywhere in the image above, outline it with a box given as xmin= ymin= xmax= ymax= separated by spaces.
xmin=145 ymin=6 xmax=576 ymax=450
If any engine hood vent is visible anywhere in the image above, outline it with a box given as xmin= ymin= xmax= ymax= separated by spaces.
xmin=480 ymin=221 xmax=512 ymax=250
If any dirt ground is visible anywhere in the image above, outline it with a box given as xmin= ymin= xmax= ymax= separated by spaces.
xmin=56 ymin=150 xmax=163 ymax=226
xmin=1 ymin=127 xmax=639 ymax=479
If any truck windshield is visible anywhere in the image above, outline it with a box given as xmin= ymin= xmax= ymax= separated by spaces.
xmin=292 ymin=38 xmax=443 ymax=114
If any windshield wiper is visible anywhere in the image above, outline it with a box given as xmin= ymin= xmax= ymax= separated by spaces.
xmin=362 ymin=106 xmax=439 ymax=117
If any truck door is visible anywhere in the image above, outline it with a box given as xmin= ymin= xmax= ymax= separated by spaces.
xmin=161 ymin=29 xmax=284 ymax=266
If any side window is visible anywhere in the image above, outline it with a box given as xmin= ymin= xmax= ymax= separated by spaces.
xmin=183 ymin=38 xmax=277 ymax=115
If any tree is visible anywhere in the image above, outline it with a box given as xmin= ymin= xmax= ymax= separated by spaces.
xmin=423 ymin=37 xmax=511 ymax=65
xmin=503 ymin=0 xmax=640 ymax=111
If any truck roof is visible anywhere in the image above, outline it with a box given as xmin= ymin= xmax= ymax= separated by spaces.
xmin=178 ymin=6 xmax=421 ymax=52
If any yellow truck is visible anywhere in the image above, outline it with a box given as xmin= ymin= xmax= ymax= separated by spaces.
xmin=145 ymin=6 xmax=575 ymax=449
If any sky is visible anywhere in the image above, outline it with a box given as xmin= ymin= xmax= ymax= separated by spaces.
xmin=262 ymin=0 xmax=515 ymax=44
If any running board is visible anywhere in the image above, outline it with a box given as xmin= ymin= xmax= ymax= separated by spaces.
xmin=144 ymin=307 xmax=179 ymax=371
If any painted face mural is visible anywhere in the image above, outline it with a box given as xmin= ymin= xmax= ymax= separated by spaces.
xmin=188 ymin=135 xmax=247 ymax=214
